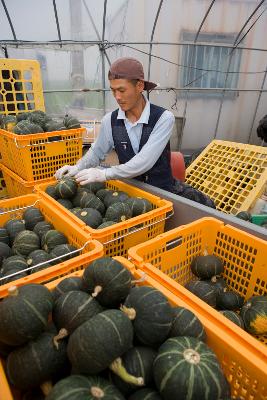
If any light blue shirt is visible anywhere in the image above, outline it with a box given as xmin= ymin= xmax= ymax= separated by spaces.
xmin=76 ymin=96 xmax=175 ymax=180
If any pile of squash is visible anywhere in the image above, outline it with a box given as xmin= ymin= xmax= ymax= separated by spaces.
xmin=0 ymin=111 xmax=81 ymax=135
xmin=0 ymin=257 xmax=235 ymax=399
xmin=45 ymin=178 xmax=153 ymax=229
xmin=0 ymin=207 xmax=78 ymax=286
xmin=185 ymin=253 xmax=267 ymax=337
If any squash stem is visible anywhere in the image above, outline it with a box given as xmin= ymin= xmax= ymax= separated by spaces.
xmin=109 ymin=358 xmax=144 ymax=386
xmin=40 ymin=381 xmax=53 ymax=396
xmin=90 ymin=386 xmax=105 ymax=398
xmin=120 ymin=305 xmax=136 ymax=320
xmin=92 ymin=285 xmax=102 ymax=298
xmin=53 ymin=328 xmax=69 ymax=349
xmin=8 ymin=286 xmax=19 ymax=296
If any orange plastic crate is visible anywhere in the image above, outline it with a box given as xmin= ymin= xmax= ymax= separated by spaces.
xmin=35 ymin=179 xmax=173 ymax=257
xmin=128 ymin=217 xmax=267 ymax=348
xmin=0 ymin=194 xmax=103 ymax=298
xmin=0 ymin=257 xmax=266 ymax=400
xmin=0 ymin=169 xmax=7 ymax=199
xmin=0 ymin=163 xmax=53 ymax=197
xmin=0 ymin=127 xmax=84 ymax=181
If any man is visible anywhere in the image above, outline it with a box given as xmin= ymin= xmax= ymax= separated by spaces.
xmin=56 ymin=57 xmax=215 ymax=208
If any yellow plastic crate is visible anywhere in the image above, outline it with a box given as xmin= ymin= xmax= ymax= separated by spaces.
xmin=0 ymin=258 xmax=266 ymax=400
xmin=128 ymin=217 xmax=267 ymax=348
xmin=185 ymin=140 xmax=267 ymax=214
xmin=35 ymin=179 xmax=173 ymax=257
xmin=0 ymin=194 xmax=103 ymax=298
xmin=0 ymin=58 xmax=45 ymax=115
xmin=0 ymin=163 xmax=53 ymax=197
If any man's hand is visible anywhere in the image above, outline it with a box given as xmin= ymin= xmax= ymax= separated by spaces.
xmin=75 ymin=168 xmax=106 ymax=185
xmin=55 ymin=165 xmax=79 ymax=180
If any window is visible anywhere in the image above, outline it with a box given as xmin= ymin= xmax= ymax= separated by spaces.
xmin=180 ymin=32 xmax=242 ymax=90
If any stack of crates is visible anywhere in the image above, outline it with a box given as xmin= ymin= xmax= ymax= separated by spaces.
xmin=0 ymin=59 xmax=84 ymax=197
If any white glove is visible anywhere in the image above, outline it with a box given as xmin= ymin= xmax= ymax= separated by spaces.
xmin=55 ymin=165 xmax=79 ymax=180
xmin=75 ymin=168 xmax=106 ymax=185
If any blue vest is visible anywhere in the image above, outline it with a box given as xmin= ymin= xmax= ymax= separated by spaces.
xmin=111 ymin=104 xmax=174 ymax=191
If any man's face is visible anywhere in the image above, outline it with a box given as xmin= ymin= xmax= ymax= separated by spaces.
xmin=109 ymin=79 xmax=144 ymax=112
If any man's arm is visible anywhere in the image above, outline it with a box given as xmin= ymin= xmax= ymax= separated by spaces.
xmin=105 ymin=110 xmax=175 ymax=180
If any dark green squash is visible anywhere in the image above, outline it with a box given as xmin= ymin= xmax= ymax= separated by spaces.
xmin=12 ymin=230 xmax=40 ymax=257
xmin=0 ymin=269 xmax=28 ymax=285
xmin=169 ymin=306 xmax=206 ymax=341
xmin=122 ymin=286 xmax=173 ymax=346
xmin=53 ymin=290 xmax=103 ymax=335
xmin=216 ymin=290 xmax=244 ymax=311
xmin=23 ymin=207 xmax=44 ymax=230
xmin=16 ymin=112 xmax=30 ymax=122
xmin=45 ymin=185 xmax=58 ymax=199
xmin=67 ymin=309 xmax=133 ymax=374
xmin=104 ymin=191 xmax=130 ymax=208
xmin=82 ymin=257 xmax=133 ymax=307
xmin=128 ymin=389 xmax=162 ymax=400
xmin=0 ymin=284 xmax=53 ymax=345
xmin=0 ymin=227 xmax=10 ymax=245
xmin=105 ymin=202 xmax=132 ymax=223
xmin=56 ymin=198 xmax=73 ymax=209
xmin=82 ymin=182 xmax=106 ymax=193
xmin=80 ymin=192 xmax=105 ymax=215
xmin=97 ymin=221 xmax=116 ymax=229
xmin=46 ymin=375 xmax=125 ymax=400
xmin=28 ymin=112 xmax=48 ymax=129
xmin=96 ymin=188 xmax=113 ymax=202
xmin=71 ymin=187 xmax=91 ymax=207
xmin=56 ymin=178 xmax=78 ymax=199
xmin=219 ymin=310 xmax=245 ymax=329
xmin=70 ymin=207 xmax=82 ymax=215
xmin=6 ymin=331 xmax=68 ymax=391
xmin=41 ymin=230 xmax=68 ymax=253
xmin=5 ymin=219 xmax=25 ymax=244
xmin=33 ymin=221 xmax=54 ymax=239
xmin=153 ymin=336 xmax=227 ymax=400
xmin=52 ymin=276 xmax=85 ymax=300
xmin=0 ymin=242 xmax=12 ymax=264
xmin=236 ymin=211 xmax=251 ymax=221
xmin=45 ymin=121 xmax=66 ymax=132
xmin=126 ymin=197 xmax=153 ymax=217
xmin=13 ymin=120 xmax=43 ymax=135
xmin=210 ymin=275 xmax=228 ymax=294
xmin=240 ymin=295 xmax=267 ymax=335
xmin=76 ymin=208 xmax=103 ymax=228
xmin=190 ymin=254 xmax=224 ymax=279
xmin=63 ymin=115 xmax=81 ymax=129
xmin=1 ymin=255 xmax=28 ymax=274
xmin=50 ymin=244 xmax=77 ymax=264
xmin=185 ymin=280 xmax=217 ymax=307
xmin=110 ymin=346 xmax=157 ymax=396
xmin=26 ymin=250 xmax=51 ymax=272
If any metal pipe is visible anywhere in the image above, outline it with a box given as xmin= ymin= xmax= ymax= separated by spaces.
xmin=52 ymin=0 xmax=62 ymax=47
xmin=101 ymin=0 xmax=108 ymax=114
xmin=147 ymin=0 xmax=163 ymax=99
xmin=0 ymin=0 xmax=17 ymax=42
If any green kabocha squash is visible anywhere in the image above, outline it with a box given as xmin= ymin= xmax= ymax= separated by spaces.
xmin=236 ymin=211 xmax=251 ymax=222
xmin=41 ymin=230 xmax=68 ymax=252
xmin=122 ymin=286 xmax=173 ymax=346
xmin=80 ymin=192 xmax=105 ymax=215
xmin=76 ymin=208 xmax=103 ymax=228
xmin=5 ymin=219 xmax=25 ymax=244
xmin=210 ymin=275 xmax=228 ymax=295
xmin=169 ymin=306 xmax=206 ymax=341
xmin=50 ymin=244 xmax=77 ymax=264
xmin=96 ymin=188 xmax=113 ymax=201
xmin=1 ymin=255 xmax=28 ymax=275
xmin=0 ymin=242 xmax=12 ymax=264
xmin=52 ymin=276 xmax=85 ymax=300
xmin=33 ymin=221 xmax=54 ymax=239
xmin=71 ymin=187 xmax=91 ymax=207
xmin=0 ymin=284 xmax=53 ymax=345
xmin=185 ymin=280 xmax=217 ymax=307
xmin=104 ymin=191 xmax=130 ymax=208
xmin=153 ymin=336 xmax=228 ymax=400
xmin=3 ymin=115 xmax=16 ymax=131
xmin=56 ymin=178 xmax=78 ymax=199
xmin=190 ymin=254 xmax=224 ymax=279
xmin=13 ymin=120 xmax=43 ymax=135
xmin=53 ymin=290 xmax=103 ymax=335
xmin=45 ymin=121 xmax=66 ymax=132
xmin=82 ymin=257 xmax=133 ymax=307
xmin=126 ymin=197 xmax=153 ymax=217
xmin=46 ymin=375 xmax=125 ymax=400
xmin=28 ymin=112 xmax=48 ymax=129
xmin=16 ymin=112 xmax=30 ymax=122
xmin=82 ymin=181 xmax=106 ymax=193
xmin=128 ymin=389 xmax=162 ymax=400
xmin=219 ymin=310 xmax=245 ymax=329
xmin=57 ymin=198 xmax=73 ymax=209
xmin=26 ymin=250 xmax=51 ymax=271
xmin=45 ymin=184 xmax=58 ymax=199
xmin=23 ymin=207 xmax=44 ymax=230
xmin=0 ymin=227 xmax=10 ymax=245
xmin=70 ymin=207 xmax=82 ymax=216
xmin=97 ymin=221 xmax=116 ymax=229
xmin=67 ymin=309 xmax=133 ymax=375
xmin=110 ymin=346 xmax=157 ymax=396
xmin=0 ymin=269 xmax=28 ymax=285
xmin=240 ymin=295 xmax=267 ymax=335
xmin=12 ymin=230 xmax=40 ymax=257
xmin=216 ymin=290 xmax=244 ymax=311
xmin=6 ymin=331 xmax=68 ymax=391
xmin=105 ymin=202 xmax=132 ymax=223
xmin=63 ymin=115 xmax=81 ymax=129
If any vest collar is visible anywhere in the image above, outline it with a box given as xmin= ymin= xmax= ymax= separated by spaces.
xmin=117 ymin=95 xmax=150 ymax=125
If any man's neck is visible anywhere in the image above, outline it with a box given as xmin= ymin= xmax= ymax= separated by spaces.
xmin=125 ymin=95 xmax=146 ymax=123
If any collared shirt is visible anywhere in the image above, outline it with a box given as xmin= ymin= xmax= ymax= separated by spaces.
xmin=76 ymin=96 xmax=175 ymax=180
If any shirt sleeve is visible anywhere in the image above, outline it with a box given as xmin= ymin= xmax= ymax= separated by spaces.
xmin=76 ymin=113 xmax=114 ymax=170
xmin=105 ymin=110 xmax=175 ymax=180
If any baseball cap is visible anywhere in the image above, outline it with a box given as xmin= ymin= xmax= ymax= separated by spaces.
xmin=108 ymin=57 xmax=157 ymax=91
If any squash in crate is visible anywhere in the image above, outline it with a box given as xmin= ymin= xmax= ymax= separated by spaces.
xmin=169 ymin=306 xmax=206 ymax=341
xmin=240 ymin=295 xmax=267 ymax=335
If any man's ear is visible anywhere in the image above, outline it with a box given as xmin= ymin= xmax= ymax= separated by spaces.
xmin=137 ymin=80 xmax=145 ymax=92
